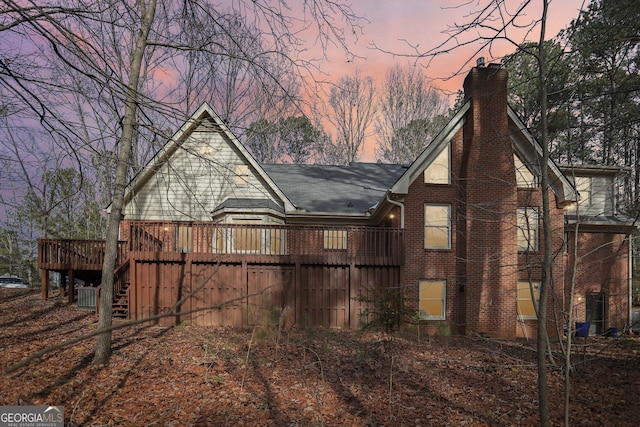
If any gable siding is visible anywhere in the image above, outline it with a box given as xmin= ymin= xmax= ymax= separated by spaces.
xmin=587 ymin=175 xmax=614 ymax=216
xmin=123 ymin=126 xmax=279 ymax=221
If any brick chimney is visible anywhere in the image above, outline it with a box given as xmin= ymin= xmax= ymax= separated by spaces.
xmin=457 ymin=63 xmax=518 ymax=338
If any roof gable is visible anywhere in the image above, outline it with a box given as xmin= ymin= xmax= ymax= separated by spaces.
xmin=507 ymin=107 xmax=577 ymax=205
xmin=122 ymin=103 xmax=295 ymax=219
xmin=390 ymin=101 xmax=469 ymax=194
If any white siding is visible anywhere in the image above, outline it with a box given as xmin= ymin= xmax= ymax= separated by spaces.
xmin=123 ymin=125 xmax=279 ymax=221
xmin=567 ymin=174 xmax=615 ymax=217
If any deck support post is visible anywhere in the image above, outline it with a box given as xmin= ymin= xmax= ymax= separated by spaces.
xmin=349 ymin=262 xmax=359 ymax=329
xmin=60 ymin=274 xmax=67 ymax=299
xmin=68 ymin=269 xmax=75 ymax=304
xmin=41 ymin=269 xmax=49 ymax=300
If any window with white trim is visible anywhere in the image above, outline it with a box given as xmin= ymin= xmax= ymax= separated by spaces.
xmin=424 ymin=204 xmax=451 ymax=249
xmin=517 ymin=280 xmax=539 ymax=320
xmin=517 ymin=207 xmax=539 ymax=251
xmin=424 ymin=143 xmax=450 ymax=184
xmin=419 ymin=279 xmax=446 ymax=320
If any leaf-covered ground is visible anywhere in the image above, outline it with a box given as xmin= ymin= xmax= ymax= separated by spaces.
xmin=1 ymin=288 xmax=638 ymax=426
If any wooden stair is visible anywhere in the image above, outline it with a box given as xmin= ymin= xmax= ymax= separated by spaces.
xmin=112 ymin=284 xmax=130 ymax=318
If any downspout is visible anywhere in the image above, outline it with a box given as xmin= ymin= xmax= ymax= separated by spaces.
xmin=386 ymin=192 xmax=405 ymax=229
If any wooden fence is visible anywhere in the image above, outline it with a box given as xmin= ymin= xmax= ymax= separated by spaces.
xmin=127 ymin=253 xmax=402 ymax=329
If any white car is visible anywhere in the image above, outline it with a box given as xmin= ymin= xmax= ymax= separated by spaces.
xmin=0 ymin=276 xmax=28 ymax=288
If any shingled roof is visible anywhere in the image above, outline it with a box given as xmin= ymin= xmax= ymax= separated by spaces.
xmin=260 ymin=163 xmax=408 ymax=214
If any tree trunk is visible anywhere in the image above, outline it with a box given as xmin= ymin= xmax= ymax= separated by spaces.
xmin=94 ymin=0 xmax=157 ymax=365
xmin=536 ymin=1 xmax=551 ymax=425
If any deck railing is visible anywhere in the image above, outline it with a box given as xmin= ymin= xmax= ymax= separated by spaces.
xmin=38 ymin=223 xmax=405 ymax=269
xmin=37 ymin=239 xmax=128 ymax=270
xmin=126 ymin=221 xmax=404 ymax=263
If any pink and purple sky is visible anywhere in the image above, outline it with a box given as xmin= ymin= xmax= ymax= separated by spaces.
xmin=308 ymin=0 xmax=588 ymax=160
xmin=317 ymin=0 xmax=586 ymax=91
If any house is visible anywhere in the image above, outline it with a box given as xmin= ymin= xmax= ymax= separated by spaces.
xmin=37 ymin=63 xmax=636 ymax=339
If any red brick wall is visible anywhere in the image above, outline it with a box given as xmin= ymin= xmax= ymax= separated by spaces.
xmin=564 ymin=231 xmax=630 ymax=332
xmin=400 ymin=65 xmax=576 ymax=339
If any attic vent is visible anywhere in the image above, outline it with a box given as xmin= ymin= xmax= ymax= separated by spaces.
xmin=476 ymin=57 xmax=485 ymax=67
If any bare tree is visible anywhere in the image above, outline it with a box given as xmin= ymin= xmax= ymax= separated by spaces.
xmin=0 ymin=0 xmax=365 ymax=366
xmin=375 ymin=64 xmax=450 ymax=164
xmin=325 ymin=69 xmax=377 ymax=164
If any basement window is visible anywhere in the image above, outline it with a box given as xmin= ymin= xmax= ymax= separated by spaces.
xmin=517 ymin=280 xmax=539 ymax=320
xmin=419 ymin=279 xmax=446 ymax=320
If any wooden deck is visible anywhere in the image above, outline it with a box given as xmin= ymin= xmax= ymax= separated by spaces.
xmin=37 ymin=224 xmax=405 ymax=327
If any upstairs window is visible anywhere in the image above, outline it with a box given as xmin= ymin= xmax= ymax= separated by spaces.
xmin=419 ymin=279 xmax=446 ymax=320
xmin=517 ymin=280 xmax=539 ymax=320
xmin=424 ymin=204 xmax=451 ymax=249
xmin=575 ymin=177 xmax=592 ymax=206
xmin=424 ymin=144 xmax=450 ymax=184
xmin=514 ymin=154 xmax=537 ymax=188
xmin=517 ymin=207 xmax=539 ymax=252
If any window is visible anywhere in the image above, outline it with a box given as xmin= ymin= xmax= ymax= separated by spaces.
xmin=517 ymin=207 xmax=538 ymax=251
xmin=419 ymin=280 xmax=446 ymax=320
xmin=424 ymin=204 xmax=451 ymax=249
xmin=424 ymin=144 xmax=450 ymax=184
xmin=517 ymin=280 xmax=539 ymax=320
xmin=232 ymin=219 xmax=261 ymax=252
xmin=234 ymin=164 xmax=249 ymax=186
xmin=175 ymin=224 xmax=192 ymax=253
xmin=323 ymin=229 xmax=347 ymax=250
xmin=213 ymin=220 xmax=285 ymax=254
xmin=575 ymin=177 xmax=592 ymax=206
xmin=514 ymin=154 xmax=537 ymax=188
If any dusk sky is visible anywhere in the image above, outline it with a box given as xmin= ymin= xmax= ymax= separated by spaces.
xmin=316 ymin=0 xmax=587 ymax=92
xmin=309 ymin=0 xmax=589 ymax=160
